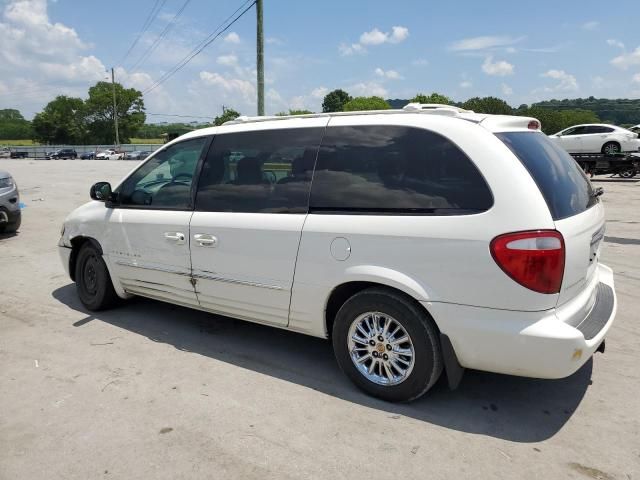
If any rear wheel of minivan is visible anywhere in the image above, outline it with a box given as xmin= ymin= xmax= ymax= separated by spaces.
xmin=332 ymin=288 xmax=443 ymax=402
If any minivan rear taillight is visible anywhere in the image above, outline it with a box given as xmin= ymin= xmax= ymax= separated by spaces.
xmin=490 ymin=230 xmax=565 ymax=294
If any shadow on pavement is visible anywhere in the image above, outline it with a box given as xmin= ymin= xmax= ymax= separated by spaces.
xmin=52 ymin=283 xmax=593 ymax=443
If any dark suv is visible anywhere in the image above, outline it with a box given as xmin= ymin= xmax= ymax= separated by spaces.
xmin=50 ymin=149 xmax=77 ymax=160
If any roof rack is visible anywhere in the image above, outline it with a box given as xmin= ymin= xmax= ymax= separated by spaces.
xmin=402 ymin=103 xmax=473 ymax=114
xmin=223 ymin=103 xmax=475 ymax=125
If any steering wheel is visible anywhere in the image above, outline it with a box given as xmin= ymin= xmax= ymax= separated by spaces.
xmin=172 ymin=172 xmax=193 ymax=182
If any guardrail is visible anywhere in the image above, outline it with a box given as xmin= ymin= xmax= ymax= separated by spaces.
xmin=0 ymin=144 xmax=163 ymax=159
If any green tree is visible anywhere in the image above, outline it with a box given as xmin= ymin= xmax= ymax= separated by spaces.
xmin=214 ymin=108 xmax=240 ymax=126
xmin=84 ymin=81 xmax=145 ymax=144
xmin=517 ymin=107 xmax=600 ymax=135
xmin=411 ymin=92 xmax=453 ymax=105
xmin=32 ymin=96 xmax=86 ymax=144
xmin=461 ymin=96 xmax=513 ymax=115
xmin=0 ymin=109 xmax=32 ymax=140
xmin=343 ymin=96 xmax=391 ymax=112
xmin=322 ymin=89 xmax=352 ymax=112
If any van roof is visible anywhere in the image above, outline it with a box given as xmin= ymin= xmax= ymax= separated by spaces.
xmin=179 ymin=103 xmax=541 ymax=141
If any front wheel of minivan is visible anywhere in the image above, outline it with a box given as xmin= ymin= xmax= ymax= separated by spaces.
xmin=75 ymin=243 xmax=118 ymax=311
xmin=332 ymin=288 xmax=443 ymax=402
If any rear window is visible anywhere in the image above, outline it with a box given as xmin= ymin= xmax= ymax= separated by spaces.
xmin=309 ymin=125 xmax=493 ymax=214
xmin=496 ymin=131 xmax=597 ymax=220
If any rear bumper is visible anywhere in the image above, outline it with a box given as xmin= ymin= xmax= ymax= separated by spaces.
xmin=425 ymin=264 xmax=616 ymax=379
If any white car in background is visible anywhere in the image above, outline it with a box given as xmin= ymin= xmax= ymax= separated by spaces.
xmin=96 ymin=149 xmax=123 ymax=160
xmin=549 ymin=124 xmax=639 ymax=155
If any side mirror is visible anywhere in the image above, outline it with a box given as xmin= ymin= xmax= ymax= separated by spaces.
xmin=90 ymin=181 xmax=112 ymax=202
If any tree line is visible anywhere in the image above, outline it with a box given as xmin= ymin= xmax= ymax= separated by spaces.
xmin=1 ymin=87 xmax=638 ymax=143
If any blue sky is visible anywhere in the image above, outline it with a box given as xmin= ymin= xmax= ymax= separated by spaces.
xmin=1 ymin=0 xmax=639 ymax=122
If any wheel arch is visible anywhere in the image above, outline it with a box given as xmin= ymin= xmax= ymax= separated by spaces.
xmin=68 ymin=235 xmax=103 ymax=282
xmin=323 ymin=267 xmax=437 ymax=340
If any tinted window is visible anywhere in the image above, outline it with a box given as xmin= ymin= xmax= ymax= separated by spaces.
xmin=496 ymin=132 xmax=596 ymax=220
xmin=309 ymin=125 xmax=492 ymax=214
xmin=583 ymin=126 xmax=612 ymax=134
xmin=563 ymin=126 xmax=587 ymax=136
xmin=118 ymin=137 xmax=208 ymax=209
xmin=195 ymin=128 xmax=324 ymax=213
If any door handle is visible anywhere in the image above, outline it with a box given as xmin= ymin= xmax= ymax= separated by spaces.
xmin=164 ymin=232 xmax=186 ymax=245
xmin=194 ymin=233 xmax=218 ymax=247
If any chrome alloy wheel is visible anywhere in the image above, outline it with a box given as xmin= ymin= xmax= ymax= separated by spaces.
xmin=347 ymin=312 xmax=415 ymax=386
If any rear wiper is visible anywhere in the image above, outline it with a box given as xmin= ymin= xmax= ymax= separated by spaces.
xmin=592 ymin=187 xmax=604 ymax=198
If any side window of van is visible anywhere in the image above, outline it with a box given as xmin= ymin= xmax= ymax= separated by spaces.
xmin=195 ymin=128 xmax=324 ymax=213
xmin=118 ymin=137 xmax=208 ymax=209
xmin=309 ymin=125 xmax=493 ymax=214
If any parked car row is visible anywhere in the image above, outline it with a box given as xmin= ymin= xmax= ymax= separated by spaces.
xmin=0 ymin=147 xmax=28 ymax=158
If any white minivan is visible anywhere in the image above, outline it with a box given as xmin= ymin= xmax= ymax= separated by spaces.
xmin=59 ymin=104 xmax=616 ymax=402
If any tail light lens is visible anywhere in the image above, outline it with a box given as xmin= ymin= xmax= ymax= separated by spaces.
xmin=490 ymin=230 xmax=565 ymax=294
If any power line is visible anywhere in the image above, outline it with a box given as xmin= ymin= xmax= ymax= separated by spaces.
xmin=117 ymin=0 xmax=167 ymax=68
xmin=129 ymin=0 xmax=193 ymax=73
xmin=142 ymin=0 xmax=255 ymax=95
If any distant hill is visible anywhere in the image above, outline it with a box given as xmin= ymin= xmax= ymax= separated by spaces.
xmin=386 ymin=96 xmax=640 ymax=125
xmin=531 ymin=97 xmax=640 ymax=126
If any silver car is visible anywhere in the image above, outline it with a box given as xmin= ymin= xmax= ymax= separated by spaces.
xmin=0 ymin=169 xmax=21 ymax=233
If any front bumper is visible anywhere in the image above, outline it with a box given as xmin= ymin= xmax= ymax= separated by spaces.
xmin=425 ymin=263 xmax=616 ymax=379
xmin=58 ymin=245 xmax=72 ymax=278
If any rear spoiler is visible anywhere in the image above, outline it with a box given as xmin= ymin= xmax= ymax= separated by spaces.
xmin=478 ymin=115 xmax=542 ymax=133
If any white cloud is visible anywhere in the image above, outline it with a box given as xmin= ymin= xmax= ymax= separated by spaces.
xmin=449 ymin=35 xmax=524 ymax=51
xmin=199 ymin=71 xmax=255 ymax=101
xmin=459 ymin=80 xmax=472 ymax=89
xmin=611 ymin=46 xmax=640 ymax=69
xmin=311 ymin=86 xmax=328 ymax=98
xmin=482 ymin=56 xmax=514 ymax=76
xmin=389 ymin=26 xmax=409 ymax=44
xmin=360 ymin=28 xmax=388 ymax=46
xmin=0 ymin=0 xmax=114 ymax=115
xmin=412 ymin=58 xmax=428 ymax=66
xmin=582 ymin=21 xmax=599 ymax=30
xmin=349 ymin=81 xmax=388 ymax=98
xmin=223 ymin=32 xmax=240 ymax=44
xmin=501 ymin=83 xmax=513 ymax=96
xmin=633 ymin=73 xmax=640 ymax=84
xmin=607 ymin=39 xmax=625 ymax=50
xmin=541 ymin=69 xmax=579 ymax=91
xmin=217 ymin=54 xmax=238 ymax=67
xmin=360 ymin=25 xmax=409 ymax=46
xmin=374 ymin=67 xmax=403 ymax=80
xmin=265 ymin=36 xmax=283 ymax=45
xmin=343 ymin=25 xmax=409 ymax=55
xmin=339 ymin=42 xmax=365 ymax=56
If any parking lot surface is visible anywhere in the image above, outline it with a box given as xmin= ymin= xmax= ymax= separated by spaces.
xmin=1 ymin=159 xmax=639 ymax=479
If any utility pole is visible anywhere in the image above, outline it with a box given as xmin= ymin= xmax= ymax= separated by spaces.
xmin=111 ymin=67 xmax=120 ymax=147
xmin=256 ymin=0 xmax=264 ymax=116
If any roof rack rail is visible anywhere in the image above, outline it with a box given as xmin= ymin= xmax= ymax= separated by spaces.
xmin=402 ymin=103 xmax=473 ymax=114
xmin=223 ymin=104 xmax=476 ymax=125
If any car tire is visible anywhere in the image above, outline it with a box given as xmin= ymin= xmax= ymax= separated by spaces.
xmin=0 ymin=211 xmax=20 ymax=234
xmin=602 ymin=142 xmax=621 ymax=155
xmin=619 ymin=167 xmax=636 ymax=178
xmin=75 ymin=242 xmax=118 ymax=311
xmin=332 ymin=287 xmax=443 ymax=402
